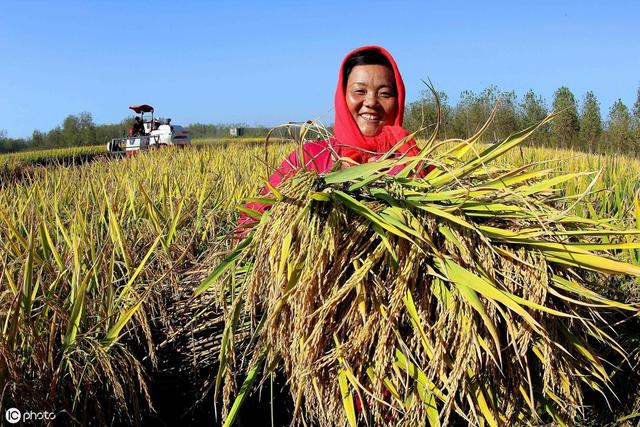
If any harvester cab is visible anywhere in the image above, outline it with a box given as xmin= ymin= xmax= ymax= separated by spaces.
xmin=107 ymin=104 xmax=191 ymax=154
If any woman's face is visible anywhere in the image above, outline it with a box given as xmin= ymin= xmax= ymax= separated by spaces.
xmin=345 ymin=64 xmax=398 ymax=137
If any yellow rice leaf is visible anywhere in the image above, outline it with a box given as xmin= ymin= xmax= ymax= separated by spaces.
xmin=241 ymin=196 xmax=276 ymax=205
xmin=332 ymin=190 xmax=413 ymax=241
xmin=115 ymin=232 xmax=163 ymax=305
xmin=0 ymin=207 xmax=29 ymax=251
xmin=365 ymin=367 xmax=402 ymax=402
xmin=394 ymin=349 xmax=447 ymax=402
xmin=372 ymin=224 xmax=398 ymax=266
xmin=417 ymin=382 xmax=441 ymax=427
xmin=413 ymin=204 xmax=476 ymax=231
xmin=309 ymin=192 xmax=330 ymax=201
xmin=437 ymin=258 xmax=543 ymax=334
xmin=338 ymin=370 xmax=357 ymax=427
xmin=617 ymin=413 xmax=640 ymax=423
xmin=551 ymin=275 xmax=636 ymax=311
xmin=455 ymin=281 xmax=502 ymax=363
xmin=63 ymin=267 xmax=95 ymax=351
xmin=516 ymin=172 xmax=592 ymax=196
xmin=472 ymin=382 xmax=499 ymax=427
xmin=460 ymin=202 xmax=525 ymax=213
xmin=265 ymin=181 xmax=284 ymax=201
xmin=543 ymin=402 xmax=568 ymax=427
xmin=195 ymin=235 xmax=253 ymax=296
xmin=403 ymin=289 xmax=435 ymax=359
xmin=542 ymin=250 xmax=640 ymax=276
xmin=561 ymin=327 xmax=609 ymax=383
xmin=429 ymin=113 xmax=557 ymax=187
xmin=3 ymin=268 xmax=18 ymax=296
xmin=478 ymin=167 xmax=551 ymax=190
xmin=165 ymin=197 xmax=184 ymax=247
xmin=102 ymin=298 xmax=143 ymax=346
xmin=277 ymin=232 xmax=292 ymax=283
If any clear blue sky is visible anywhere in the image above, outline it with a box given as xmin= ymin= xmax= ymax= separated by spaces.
xmin=1 ymin=0 xmax=639 ymax=138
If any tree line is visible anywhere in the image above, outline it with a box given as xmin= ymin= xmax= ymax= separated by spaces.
xmin=0 ymin=116 xmax=272 ymax=154
xmin=404 ymin=85 xmax=640 ymax=154
xmin=2 ymin=85 xmax=639 ymax=155
xmin=0 ymin=113 xmax=131 ymax=154
xmin=186 ymin=123 xmax=270 ymax=139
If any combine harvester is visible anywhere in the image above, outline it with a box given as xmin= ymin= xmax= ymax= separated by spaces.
xmin=107 ymin=104 xmax=191 ymax=155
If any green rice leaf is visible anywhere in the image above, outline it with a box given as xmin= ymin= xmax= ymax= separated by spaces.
xmin=195 ymin=234 xmax=254 ymax=296
xmin=115 ymin=232 xmax=163 ymax=305
xmin=223 ymin=351 xmax=265 ymax=427
xmin=324 ymin=159 xmax=398 ymax=185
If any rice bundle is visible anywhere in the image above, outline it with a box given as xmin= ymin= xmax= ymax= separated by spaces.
xmin=197 ymin=114 xmax=640 ymax=426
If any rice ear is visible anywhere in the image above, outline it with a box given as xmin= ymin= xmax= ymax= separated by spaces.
xmin=207 ymin=115 xmax=640 ymax=426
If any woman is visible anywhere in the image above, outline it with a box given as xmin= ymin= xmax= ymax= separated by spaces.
xmin=237 ymin=45 xmax=424 ymax=233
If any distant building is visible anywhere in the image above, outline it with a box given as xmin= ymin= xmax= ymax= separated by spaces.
xmin=229 ymin=127 xmax=244 ymax=137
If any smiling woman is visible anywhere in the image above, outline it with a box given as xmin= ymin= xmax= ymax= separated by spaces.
xmin=345 ymin=64 xmax=398 ymax=136
xmin=237 ymin=45 xmax=424 ymax=233
xmin=330 ymin=45 xmax=415 ymax=165
xmin=343 ymin=51 xmax=399 ymax=137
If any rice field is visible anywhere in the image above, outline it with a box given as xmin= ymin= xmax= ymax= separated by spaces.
xmin=1 ymin=134 xmax=639 ymax=425
xmin=0 ymin=145 xmax=107 ymax=180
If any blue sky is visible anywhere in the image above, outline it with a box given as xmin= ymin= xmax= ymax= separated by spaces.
xmin=1 ymin=0 xmax=639 ymax=138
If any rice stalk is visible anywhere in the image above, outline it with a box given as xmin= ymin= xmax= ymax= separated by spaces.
xmin=202 ymin=115 xmax=640 ymax=426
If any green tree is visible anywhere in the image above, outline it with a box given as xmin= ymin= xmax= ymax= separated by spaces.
xmin=633 ymin=84 xmax=640 ymax=121
xmin=491 ymin=89 xmax=519 ymax=141
xmin=519 ymin=90 xmax=549 ymax=146
xmin=606 ymin=99 xmax=634 ymax=153
xmin=62 ymin=115 xmax=81 ymax=147
xmin=48 ymin=126 xmax=64 ymax=147
xmin=633 ymin=84 xmax=640 ymax=139
xmin=520 ymin=90 xmax=548 ymax=125
xmin=404 ymin=90 xmax=451 ymax=140
xmin=451 ymin=90 xmax=487 ymax=139
xmin=579 ymin=91 xmax=602 ymax=152
xmin=57 ymin=112 xmax=96 ymax=146
xmin=0 ymin=130 xmax=29 ymax=153
xmin=32 ymin=130 xmax=46 ymax=148
xmin=550 ymin=87 xmax=580 ymax=148
xmin=77 ymin=112 xmax=96 ymax=146
xmin=450 ymin=86 xmax=518 ymax=142
xmin=0 ymin=129 xmax=6 ymax=153
xmin=95 ymin=118 xmax=131 ymax=146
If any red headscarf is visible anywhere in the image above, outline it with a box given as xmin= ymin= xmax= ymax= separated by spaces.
xmin=236 ymin=46 xmax=423 ymax=234
xmin=333 ymin=45 xmax=420 ymax=163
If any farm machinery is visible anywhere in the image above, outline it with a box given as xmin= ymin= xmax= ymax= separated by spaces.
xmin=106 ymin=104 xmax=191 ymax=154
